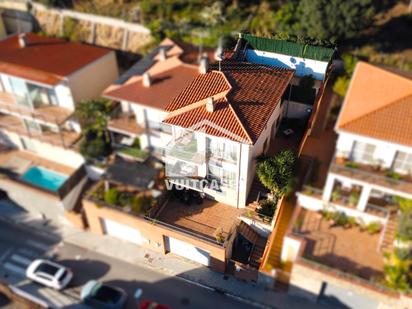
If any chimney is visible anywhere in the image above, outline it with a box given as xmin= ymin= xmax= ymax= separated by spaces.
xmin=199 ymin=55 xmax=208 ymax=74
xmin=159 ymin=47 xmax=167 ymax=61
xmin=206 ymin=97 xmax=215 ymax=113
xmin=143 ymin=72 xmax=151 ymax=87
xmin=18 ymin=33 xmax=27 ymax=48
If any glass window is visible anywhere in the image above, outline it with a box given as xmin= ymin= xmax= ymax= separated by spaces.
xmin=393 ymin=151 xmax=412 ymax=174
xmin=9 ymin=77 xmax=30 ymax=107
xmin=351 ymin=141 xmax=375 ymax=164
xmin=206 ymin=137 xmax=237 ymax=162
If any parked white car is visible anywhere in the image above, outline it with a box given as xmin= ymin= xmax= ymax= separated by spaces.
xmin=26 ymin=259 xmax=73 ymax=290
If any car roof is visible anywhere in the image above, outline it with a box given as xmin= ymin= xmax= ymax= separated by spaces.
xmin=81 ymin=280 xmax=101 ymax=299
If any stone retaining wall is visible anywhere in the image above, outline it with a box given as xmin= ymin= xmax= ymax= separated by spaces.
xmin=0 ymin=0 xmax=153 ymax=53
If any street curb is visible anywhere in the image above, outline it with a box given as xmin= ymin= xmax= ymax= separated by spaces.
xmin=0 ymin=215 xmax=277 ymax=309
xmin=176 ymin=275 xmax=274 ymax=309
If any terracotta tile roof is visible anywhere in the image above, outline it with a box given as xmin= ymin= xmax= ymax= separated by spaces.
xmin=105 ymin=63 xmax=199 ymax=111
xmin=337 ymin=62 xmax=412 ymax=146
xmin=164 ymin=60 xmax=294 ymax=144
xmin=165 ymin=71 xmax=232 ymax=111
xmin=0 ymin=33 xmax=112 ymax=85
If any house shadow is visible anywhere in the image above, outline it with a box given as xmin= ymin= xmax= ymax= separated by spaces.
xmin=57 ymin=259 xmax=111 ymax=287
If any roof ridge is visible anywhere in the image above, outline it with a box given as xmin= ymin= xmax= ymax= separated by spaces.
xmin=341 ymin=92 xmax=412 ymax=130
xmin=164 ymin=89 xmax=231 ymax=120
xmin=361 ymin=61 xmax=412 ymax=85
xmin=227 ymin=102 xmax=253 ymax=144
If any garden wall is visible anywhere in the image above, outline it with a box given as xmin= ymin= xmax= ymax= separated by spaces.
xmin=0 ymin=0 xmax=153 ymax=53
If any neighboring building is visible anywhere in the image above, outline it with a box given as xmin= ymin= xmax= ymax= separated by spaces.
xmin=83 ymin=35 xmax=334 ymax=275
xmin=0 ymin=32 xmax=118 ymax=220
xmin=282 ymin=62 xmax=412 ymax=308
xmin=103 ymin=38 xmax=207 ymax=157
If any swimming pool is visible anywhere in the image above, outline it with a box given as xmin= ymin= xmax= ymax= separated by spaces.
xmin=20 ymin=166 xmax=68 ymax=192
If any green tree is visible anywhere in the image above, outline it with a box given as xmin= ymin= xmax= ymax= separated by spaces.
xmin=256 ymin=150 xmax=296 ymax=199
xmin=75 ymin=98 xmax=112 ymax=160
xmin=75 ymin=98 xmax=111 ymax=137
xmin=333 ymin=54 xmax=358 ymax=97
xmin=296 ymin=0 xmax=377 ymax=43
xmin=384 ymin=250 xmax=411 ymax=291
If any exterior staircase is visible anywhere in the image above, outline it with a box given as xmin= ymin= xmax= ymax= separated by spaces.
xmin=380 ymin=210 xmax=398 ymax=252
xmin=237 ymin=221 xmax=267 ymax=269
xmin=261 ymin=196 xmax=295 ymax=270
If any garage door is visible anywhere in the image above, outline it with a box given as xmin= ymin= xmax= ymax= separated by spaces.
xmin=101 ymin=219 xmax=144 ymax=245
xmin=164 ymin=236 xmax=210 ymax=266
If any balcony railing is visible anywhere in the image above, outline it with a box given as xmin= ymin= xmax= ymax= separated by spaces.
xmin=298 ymin=185 xmax=390 ymax=222
xmin=0 ymin=91 xmax=71 ymax=125
xmin=88 ymin=191 xmax=227 ymax=247
xmin=331 ymin=156 xmax=412 ymax=195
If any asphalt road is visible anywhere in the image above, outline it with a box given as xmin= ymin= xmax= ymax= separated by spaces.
xmin=0 ymin=220 xmax=260 ymax=309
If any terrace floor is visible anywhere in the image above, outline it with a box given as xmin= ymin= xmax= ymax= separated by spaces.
xmin=108 ymin=112 xmax=145 ymax=136
xmin=298 ymin=209 xmax=384 ymax=280
xmin=156 ymin=199 xmax=244 ymax=240
xmin=0 ymin=91 xmax=73 ymax=125
xmin=0 ymin=147 xmax=75 ymax=176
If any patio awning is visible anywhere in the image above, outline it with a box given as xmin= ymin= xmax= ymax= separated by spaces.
xmin=104 ymin=157 xmax=159 ymax=190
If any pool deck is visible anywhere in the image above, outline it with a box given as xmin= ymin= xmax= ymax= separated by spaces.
xmin=0 ymin=147 xmax=76 ymax=176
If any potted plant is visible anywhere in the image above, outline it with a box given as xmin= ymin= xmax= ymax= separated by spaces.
xmin=214 ymin=227 xmax=225 ymax=244
xmin=348 ymin=191 xmax=360 ymax=207
xmin=331 ymin=189 xmax=342 ymax=203
xmin=366 ymin=221 xmax=382 ymax=235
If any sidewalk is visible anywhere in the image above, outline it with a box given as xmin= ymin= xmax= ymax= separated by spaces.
xmin=0 ymin=200 xmax=329 ymax=309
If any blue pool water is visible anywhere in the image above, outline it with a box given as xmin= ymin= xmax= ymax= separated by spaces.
xmin=20 ymin=166 xmax=68 ymax=192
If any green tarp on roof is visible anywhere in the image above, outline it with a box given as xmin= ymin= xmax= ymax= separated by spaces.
xmin=241 ymin=34 xmax=334 ymax=62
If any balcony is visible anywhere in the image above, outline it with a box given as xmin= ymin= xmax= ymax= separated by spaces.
xmin=0 ymin=91 xmax=72 ymax=125
xmin=107 ymin=107 xmax=144 ymax=136
xmin=297 ymin=185 xmax=389 ymax=224
xmin=0 ymin=113 xmax=81 ymax=148
xmin=155 ymin=197 xmax=243 ymax=244
xmin=331 ymin=156 xmax=412 ymax=196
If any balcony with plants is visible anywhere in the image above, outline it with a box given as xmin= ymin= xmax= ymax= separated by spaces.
xmin=332 ymin=152 xmax=412 ymax=195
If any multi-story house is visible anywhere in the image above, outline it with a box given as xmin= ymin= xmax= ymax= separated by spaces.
xmin=281 ymin=62 xmax=412 ymax=308
xmin=103 ymin=38 xmax=213 ymax=158
xmin=83 ymin=35 xmax=333 ymax=276
xmin=0 ymin=32 xmax=118 ymax=220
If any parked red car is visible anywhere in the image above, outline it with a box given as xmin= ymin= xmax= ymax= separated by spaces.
xmin=139 ymin=300 xmax=171 ymax=309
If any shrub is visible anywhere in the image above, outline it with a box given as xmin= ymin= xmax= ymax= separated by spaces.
xmin=130 ymin=195 xmax=152 ymax=215
xmin=118 ymin=192 xmax=134 ymax=208
xmin=397 ymin=210 xmax=412 ymax=242
xmin=347 ymin=216 xmax=357 ymax=228
xmin=104 ymin=188 xmax=119 ymax=205
xmin=331 ymin=189 xmax=341 ymax=202
xmin=333 ymin=212 xmax=348 ymax=226
xmin=79 ymin=136 xmax=111 ymax=160
xmin=132 ymin=137 xmax=141 ymax=149
xmin=321 ymin=210 xmax=335 ymax=221
xmin=257 ymin=199 xmax=277 ymax=220
xmin=383 ymin=250 xmax=411 ymax=291
xmin=385 ymin=171 xmax=401 ymax=181
xmin=395 ymin=197 xmax=412 ymax=213
xmin=349 ymin=192 xmax=360 ymax=206
xmin=213 ymin=227 xmax=225 ymax=244
xmin=344 ymin=161 xmax=358 ymax=169
xmin=256 ymin=150 xmax=296 ymax=199
xmin=366 ymin=221 xmax=382 ymax=235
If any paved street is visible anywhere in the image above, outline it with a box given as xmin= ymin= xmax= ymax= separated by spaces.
xmin=0 ymin=220 xmax=260 ymax=309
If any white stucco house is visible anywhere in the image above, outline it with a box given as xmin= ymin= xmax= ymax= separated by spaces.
xmin=0 ymin=32 xmax=118 ymax=220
